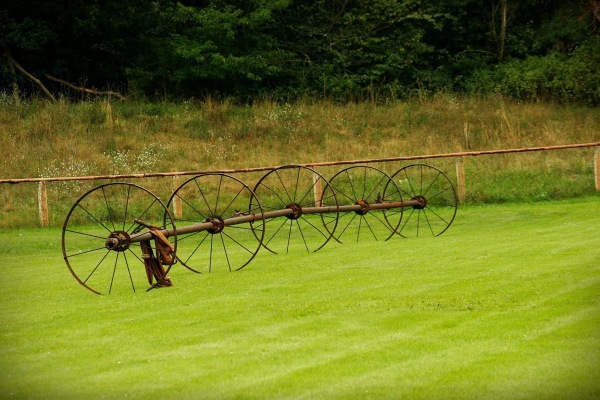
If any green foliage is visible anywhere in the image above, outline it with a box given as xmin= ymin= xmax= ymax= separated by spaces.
xmin=1 ymin=0 xmax=598 ymax=102
xmin=464 ymin=37 xmax=600 ymax=104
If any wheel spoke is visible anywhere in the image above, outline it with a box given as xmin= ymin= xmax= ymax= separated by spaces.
xmin=195 ymin=178 xmax=215 ymax=217
xmin=294 ymin=220 xmax=310 ymax=253
xmin=83 ymin=249 xmax=111 ymax=284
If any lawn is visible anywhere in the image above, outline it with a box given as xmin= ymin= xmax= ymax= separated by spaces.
xmin=1 ymin=196 xmax=599 ymax=399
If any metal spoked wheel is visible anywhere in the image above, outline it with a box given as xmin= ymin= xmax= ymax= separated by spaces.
xmin=387 ymin=164 xmax=458 ymax=237
xmin=62 ymin=183 xmax=177 ymax=295
xmin=166 ymin=173 xmax=265 ymax=273
xmin=325 ymin=165 xmax=403 ymax=242
xmin=252 ymin=165 xmax=338 ymax=254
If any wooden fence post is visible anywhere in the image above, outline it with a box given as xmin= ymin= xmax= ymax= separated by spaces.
xmin=38 ymin=181 xmax=49 ymax=227
xmin=455 ymin=157 xmax=466 ymax=203
xmin=312 ymin=170 xmax=323 ymax=207
xmin=595 ymin=147 xmax=600 ymax=191
xmin=172 ymin=176 xmax=182 ymax=218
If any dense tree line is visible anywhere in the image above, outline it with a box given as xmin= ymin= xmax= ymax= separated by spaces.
xmin=1 ymin=0 xmax=599 ymax=103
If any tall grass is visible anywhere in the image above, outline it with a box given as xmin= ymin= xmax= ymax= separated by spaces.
xmin=0 ymin=94 xmax=598 ymax=228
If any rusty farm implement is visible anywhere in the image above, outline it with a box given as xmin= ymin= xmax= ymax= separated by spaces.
xmin=62 ymin=164 xmax=458 ymax=294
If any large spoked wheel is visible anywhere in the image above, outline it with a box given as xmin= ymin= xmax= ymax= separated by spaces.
xmin=252 ymin=165 xmax=338 ymax=254
xmin=387 ymin=164 xmax=458 ymax=237
xmin=166 ymin=173 xmax=264 ymax=273
xmin=325 ymin=165 xmax=403 ymax=242
xmin=62 ymin=183 xmax=177 ymax=295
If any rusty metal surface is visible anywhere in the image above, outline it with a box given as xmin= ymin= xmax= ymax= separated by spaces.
xmin=62 ymin=164 xmax=458 ymax=294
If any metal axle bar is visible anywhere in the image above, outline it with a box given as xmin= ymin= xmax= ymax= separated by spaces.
xmin=129 ymin=198 xmax=422 ymax=244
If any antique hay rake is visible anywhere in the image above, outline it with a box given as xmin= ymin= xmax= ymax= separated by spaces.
xmin=62 ymin=164 xmax=458 ymax=294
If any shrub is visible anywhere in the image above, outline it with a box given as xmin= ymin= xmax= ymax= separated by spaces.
xmin=464 ymin=37 xmax=600 ymax=105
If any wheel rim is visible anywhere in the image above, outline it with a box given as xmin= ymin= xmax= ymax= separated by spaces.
xmin=252 ymin=165 xmax=338 ymax=254
xmin=166 ymin=174 xmax=264 ymax=273
xmin=389 ymin=164 xmax=457 ymax=237
xmin=62 ymin=183 xmax=177 ymax=294
xmin=326 ymin=166 xmax=402 ymax=242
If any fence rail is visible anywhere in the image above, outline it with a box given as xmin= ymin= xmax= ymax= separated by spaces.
xmin=1 ymin=142 xmax=598 ymax=227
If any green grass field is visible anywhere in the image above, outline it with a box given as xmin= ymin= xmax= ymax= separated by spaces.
xmin=1 ymin=197 xmax=599 ymax=399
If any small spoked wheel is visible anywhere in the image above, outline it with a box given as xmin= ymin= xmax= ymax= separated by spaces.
xmin=166 ymin=173 xmax=265 ymax=273
xmin=62 ymin=183 xmax=177 ymax=295
xmin=387 ymin=164 xmax=458 ymax=237
xmin=252 ymin=165 xmax=338 ymax=254
xmin=325 ymin=166 xmax=403 ymax=242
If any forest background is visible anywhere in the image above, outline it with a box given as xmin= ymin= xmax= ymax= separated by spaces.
xmin=1 ymin=0 xmax=599 ymax=103
xmin=1 ymin=0 xmax=599 ymax=229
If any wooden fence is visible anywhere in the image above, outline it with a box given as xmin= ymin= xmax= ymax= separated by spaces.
xmin=1 ymin=142 xmax=598 ymax=227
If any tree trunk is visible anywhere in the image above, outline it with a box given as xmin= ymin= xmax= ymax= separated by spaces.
xmin=491 ymin=0 xmax=508 ymax=61
xmin=5 ymin=53 xmax=21 ymax=105
xmin=499 ymin=0 xmax=507 ymax=61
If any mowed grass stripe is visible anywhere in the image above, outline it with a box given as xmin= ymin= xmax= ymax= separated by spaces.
xmin=0 ymin=196 xmax=598 ymax=399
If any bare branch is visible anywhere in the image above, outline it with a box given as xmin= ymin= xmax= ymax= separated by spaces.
xmin=4 ymin=53 xmax=57 ymax=103
xmin=44 ymin=74 xmax=126 ymax=101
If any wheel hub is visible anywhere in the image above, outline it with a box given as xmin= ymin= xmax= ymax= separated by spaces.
xmin=286 ymin=203 xmax=303 ymax=220
xmin=105 ymin=231 xmax=131 ymax=252
xmin=354 ymin=199 xmax=370 ymax=215
xmin=206 ymin=216 xmax=225 ymax=234
xmin=411 ymin=196 xmax=427 ymax=209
